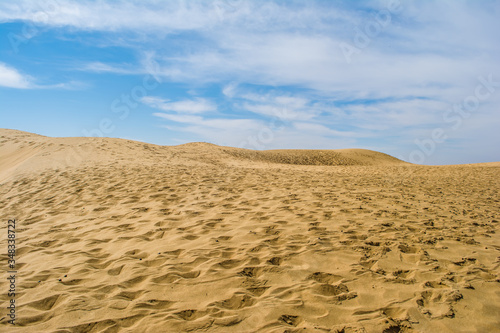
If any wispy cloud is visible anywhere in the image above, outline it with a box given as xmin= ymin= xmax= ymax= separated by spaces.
xmin=152 ymin=111 xmax=265 ymax=147
xmin=142 ymin=96 xmax=216 ymax=114
xmin=78 ymin=62 xmax=139 ymax=75
xmin=239 ymin=92 xmax=316 ymax=121
xmin=0 ymin=1 xmax=350 ymax=34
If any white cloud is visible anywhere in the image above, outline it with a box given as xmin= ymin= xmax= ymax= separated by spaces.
xmin=239 ymin=93 xmax=316 ymax=121
xmin=153 ymin=113 xmax=203 ymax=124
xmin=78 ymin=62 xmax=139 ymax=75
xmin=341 ymin=99 xmax=451 ymax=130
xmin=0 ymin=62 xmax=86 ymax=90
xmin=0 ymin=62 xmax=32 ymax=89
xmin=142 ymin=96 xmax=216 ymax=114
xmin=0 ymin=1 xmax=351 ymax=34
xmin=154 ymin=112 xmax=265 ymax=147
xmin=222 ymin=82 xmax=238 ymax=98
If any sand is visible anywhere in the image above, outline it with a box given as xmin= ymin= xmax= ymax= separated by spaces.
xmin=0 ymin=128 xmax=499 ymax=333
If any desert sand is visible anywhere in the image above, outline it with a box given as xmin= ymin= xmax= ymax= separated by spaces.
xmin=0 ymin=128 xmax=499 ymax=333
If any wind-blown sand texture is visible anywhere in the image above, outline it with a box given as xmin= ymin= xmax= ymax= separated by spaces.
xmin=0 ymin=128 xmax=499 ymax=333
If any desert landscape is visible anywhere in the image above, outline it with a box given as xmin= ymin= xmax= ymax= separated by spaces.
xmin=0 ymin=128 xmax=499 ymax=333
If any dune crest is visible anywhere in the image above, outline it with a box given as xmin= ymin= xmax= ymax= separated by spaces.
xmin=221 ymin=148 xmax=407 ymax=166
xmin=0 ymin=129 xmax=406 ymax=182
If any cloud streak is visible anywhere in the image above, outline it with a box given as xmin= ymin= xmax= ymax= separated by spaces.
xmin=142 ymin=97 xmax=216 ymax=114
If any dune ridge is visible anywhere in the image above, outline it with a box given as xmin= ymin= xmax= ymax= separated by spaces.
xmin=0 ymin=129 xmax=405 ymax=182
xmin=0 ymin=129 xmax=499 ymax=332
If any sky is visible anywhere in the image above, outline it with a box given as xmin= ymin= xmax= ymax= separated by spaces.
xmin=0 ymin=0 xmax=499 ymax=165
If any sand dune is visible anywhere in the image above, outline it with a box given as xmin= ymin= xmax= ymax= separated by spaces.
xmin=0 ymin=129 xmax=499 ymax=332
xmin=0 ymin=129 xmax=406 ymax=182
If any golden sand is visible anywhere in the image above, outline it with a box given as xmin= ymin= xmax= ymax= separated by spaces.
xmin=0 ymin=129 xmax=499 ymax=332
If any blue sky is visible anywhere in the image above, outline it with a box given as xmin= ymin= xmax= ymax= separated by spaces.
xmin=0 ymin=0 xmax=499 ymax=165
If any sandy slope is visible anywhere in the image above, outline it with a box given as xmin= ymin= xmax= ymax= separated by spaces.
xmin=0 ymin=129 xmax=499 ymax=333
